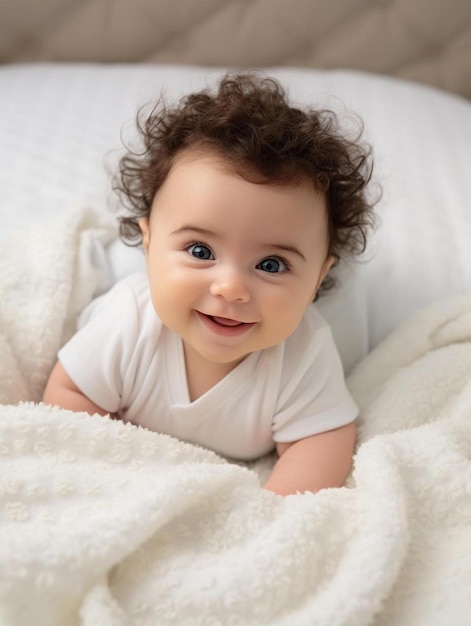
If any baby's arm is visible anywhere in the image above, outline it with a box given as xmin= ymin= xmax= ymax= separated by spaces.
xmin=263 ymin=421 xmax=356 ymax=496
xmin=43 ymin=361 xmax=110 ymax=416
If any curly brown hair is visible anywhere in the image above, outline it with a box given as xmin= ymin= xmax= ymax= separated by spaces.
xmin=113 ymin=72 xmax=377 ymax=292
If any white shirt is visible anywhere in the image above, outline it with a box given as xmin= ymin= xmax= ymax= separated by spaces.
xmin=59 ymin=272 xmax=358 ymax=460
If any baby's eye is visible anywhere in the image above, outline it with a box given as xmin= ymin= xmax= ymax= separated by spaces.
xmin=187 ymin=243 xmax=214 ymax=260
xmin=257 ymin=257 xmax=288 ymax=273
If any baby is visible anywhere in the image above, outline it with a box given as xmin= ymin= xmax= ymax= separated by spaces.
xmin=43 ymin=73 xmax=376 ymax=496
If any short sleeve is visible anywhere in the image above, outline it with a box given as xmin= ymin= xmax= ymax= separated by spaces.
xmin=272 ymin=306 xmax=358 ymax=443
xmin=58 ymin=278 xmax=140 ymax=413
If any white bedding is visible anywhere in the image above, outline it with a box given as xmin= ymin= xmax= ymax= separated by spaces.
xmin=1 ymin=207 xmax=470 ymax=626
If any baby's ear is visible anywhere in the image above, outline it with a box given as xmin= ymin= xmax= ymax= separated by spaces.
xmin=139 ymin=218 xmax=150 ymax=254
xmin=319 ymin=255 xmax=335 ymax=286
xmin=311 ymin=255 xmax=335 ymax=300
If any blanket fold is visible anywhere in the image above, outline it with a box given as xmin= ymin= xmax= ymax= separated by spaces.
xmin=0 ymin=207 xmax=116 ymax=404
xmin=0 ymin=208 xmax=470 ymax=626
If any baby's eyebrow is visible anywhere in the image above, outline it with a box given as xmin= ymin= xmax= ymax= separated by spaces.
xmin=171 ymin=225 xmax=218 ymax=238
xmin=264 ymin=243 xmax=306 ymax=262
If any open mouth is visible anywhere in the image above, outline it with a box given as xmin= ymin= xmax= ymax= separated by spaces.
xmin=196 ymin=312 xmax=255 ymax=336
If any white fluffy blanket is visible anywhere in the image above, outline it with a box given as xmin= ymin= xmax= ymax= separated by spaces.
xmin=1 ymin=209 xmax=470 ymax=626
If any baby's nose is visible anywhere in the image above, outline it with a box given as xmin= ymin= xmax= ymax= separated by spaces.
xmin=209 ymin=266 xmax=250 ymax=302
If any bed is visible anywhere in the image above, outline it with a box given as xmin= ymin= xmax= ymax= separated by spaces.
xmin=1 ymin=2 xmax=471 ymax=625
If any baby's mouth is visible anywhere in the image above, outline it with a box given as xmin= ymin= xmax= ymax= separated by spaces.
xmin=209 ymin=315 xmax=245 ymax=327
xmin=196 ymin=311 xmax=255 ymax=336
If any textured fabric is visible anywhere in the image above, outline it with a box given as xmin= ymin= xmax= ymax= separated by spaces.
xmin=59 ymin=271 xmax=358 ymax=460
xmin=0 ymin=207 xmax=116 ymax=405
xmin=1 ymin=0 xmax=470 ymax=100
xmin=1 ymin=293 xmax=471 ymax=625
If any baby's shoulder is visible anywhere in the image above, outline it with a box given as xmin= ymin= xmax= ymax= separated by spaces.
xmin=280 ymin=305 xmax=334 ymax=365
xmin=79 ymin=271 xmax=153 ymax=327
xmin=118 ymin=271 xmax=151 ymax=302
xmin=275 ymin=306 xmax=340 ymax=393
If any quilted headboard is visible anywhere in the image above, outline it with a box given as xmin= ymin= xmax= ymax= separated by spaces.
xmin=1 ymin=0 xmax=471 ymax=100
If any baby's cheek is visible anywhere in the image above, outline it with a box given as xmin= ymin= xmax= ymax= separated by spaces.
xmin=265 ymin=312 xmax=297 ymax=343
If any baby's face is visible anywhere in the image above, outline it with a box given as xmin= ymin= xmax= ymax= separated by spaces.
xmin=140 ymin=151 xmax=333 ymax=376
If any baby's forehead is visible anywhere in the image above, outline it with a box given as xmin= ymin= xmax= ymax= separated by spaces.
xmin=154 ymin=154 xmax=328 ymax=228
xmin=168 ymin=147 xmax=320 ymax=193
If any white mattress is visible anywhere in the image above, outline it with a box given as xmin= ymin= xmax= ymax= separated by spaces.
xmin=1 ymin=63 xmax=470 ymax=368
